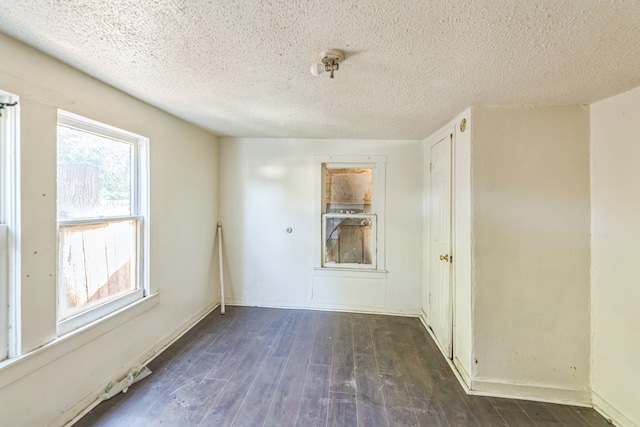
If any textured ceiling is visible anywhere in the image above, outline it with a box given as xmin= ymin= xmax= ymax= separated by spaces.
xmin=0 ymin=0 xmax=639 ymax=139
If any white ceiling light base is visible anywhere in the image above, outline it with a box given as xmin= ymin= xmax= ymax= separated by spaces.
xmin=311 ymin=49 xmax=345 ymax=79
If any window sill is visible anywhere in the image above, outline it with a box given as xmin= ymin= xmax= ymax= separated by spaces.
xmin=0 ymin=292 xmax=159 ymax=390
xmin=313 ymin=267 xmax=388 ymax=279
xmin=57 ymin=289 xmax=145 ymax=336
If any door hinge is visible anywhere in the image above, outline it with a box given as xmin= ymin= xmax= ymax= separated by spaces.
xmin=429 ymin=162 xmax=433 ymax=172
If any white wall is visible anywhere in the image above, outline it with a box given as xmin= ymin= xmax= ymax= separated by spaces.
xmin=591 ymin=86 xmax=640 ymax=426
xmin=220 ymin=138 xmax=423 ymax=315
xmin=0 ymin=34 xmax=220 ymax=426
xmin=470 ymin=106 xmax=591 ymax=402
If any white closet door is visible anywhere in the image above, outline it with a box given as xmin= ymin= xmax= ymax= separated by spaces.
xmin=428 ymin=135 xmax=453 ymax=358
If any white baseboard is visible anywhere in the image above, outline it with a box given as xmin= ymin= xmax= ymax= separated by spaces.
xmin=415 ymin=311 xmax=591 ymax=408
xmin=454 ymin=356 xmax=472 ymax=387
xmin=225 ymin=298 xmax=421 ymax=317
xmin=468 ymin=378 xmax=591 ymax=407
xmin=592 ymin=390 xmax=637 ymax=427
xmin=61 ymin=302 xmax=220 ymax=427
xmin=418 ymin=309 xmax=429 ymax=328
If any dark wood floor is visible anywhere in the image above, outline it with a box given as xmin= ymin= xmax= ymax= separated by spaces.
xmin=75 ymin=306 xmax=610 ymax=426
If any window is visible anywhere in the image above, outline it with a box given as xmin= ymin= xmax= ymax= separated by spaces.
xmin=316 ymin=156 xmax=386 ymax=274
xmin=0 ymin=91 xmax=19 ymax=360
xmin=56 ymin=111 xmax=148 ymax=335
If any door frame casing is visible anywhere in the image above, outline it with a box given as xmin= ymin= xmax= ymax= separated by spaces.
xmin=422 ymin=109 xmax=474 ymax=392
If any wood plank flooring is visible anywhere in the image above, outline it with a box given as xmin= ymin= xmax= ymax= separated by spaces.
xmin=74 ymin=306 xmax=611 ymax=426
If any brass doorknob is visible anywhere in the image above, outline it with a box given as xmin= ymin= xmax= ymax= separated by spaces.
xmin=440 ymin=254 xmax=449 ymax=261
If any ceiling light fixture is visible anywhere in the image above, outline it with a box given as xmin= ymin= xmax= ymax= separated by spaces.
xmin=310 ymin=49 xmax=345 ymax=79
xmin=0 ymin=100 xmax=18 ymax=117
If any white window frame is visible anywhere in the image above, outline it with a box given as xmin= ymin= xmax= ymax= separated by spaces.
xmin=0 ymin=90 xmax=20 ymax=360
xmin=313 ymin=156 xmax=387 ymax=278
xmin=56 ymin=110 xmax=149 ymax=336
xmin=322 ymin=213 xmax=377 ymax=269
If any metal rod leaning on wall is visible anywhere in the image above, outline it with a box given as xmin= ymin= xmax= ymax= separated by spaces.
xmin=217 ymin=222 xmax=226 ymax=314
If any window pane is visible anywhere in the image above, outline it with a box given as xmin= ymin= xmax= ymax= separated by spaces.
xmin=326 ymin=168 xmax=372 ymax=213
xmin=58 ymin=219 xmax=137 ymax=320
xmin=57 ymin=125 xmax=132 ymax=219
xmin=325 ymin=216 xmax=373 ymax=265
